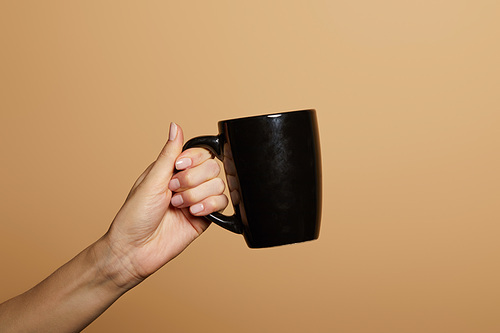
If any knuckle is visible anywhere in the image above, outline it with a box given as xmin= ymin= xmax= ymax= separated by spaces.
xmin=207 ymin=159 xmax=220 ymax=176
xmin=198 ymin=148 xmax=213 ymax=161
xmin=215 ymin=177 xmax=225 ymax=194
xmin=182 ymin=171 xmax=193 ymax=187
xmin=205 ymin=197 xmax=218 ymax=212
xmin=159 ymin=148 xmax=169 ymax=158
xmin=220 ymin=196 xmax=229 ymax=211
xmin=190 ymin=148 xmax=207 ymax=165
xmin=183 ymin=190 xmax=196 ymax=204
xmin=191 ymin=150 xmax=203 ymax=163
xmin=210 ymin=195 xmax=228 ymax=213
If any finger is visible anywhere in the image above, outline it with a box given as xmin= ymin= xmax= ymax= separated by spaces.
xmin=175 ymin=148 xmax=213 ymax=171
xmin=168 ymin=159 xmax=220 ymax=192
xmin=131 ymin=162 xmax=154 ymax=192
xmin=189 ymin=194 xmax=229 ymax=216
xmin=142 ymin=122 xmax=184 ymax=191
xmin=170 ymin=177 xmax=225 ymax=208
xmin=180 ymin=208 xmax=211 ymax=234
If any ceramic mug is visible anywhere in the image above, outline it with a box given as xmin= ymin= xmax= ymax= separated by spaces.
xmin=183 ymin=109 xmax=322 ymax=248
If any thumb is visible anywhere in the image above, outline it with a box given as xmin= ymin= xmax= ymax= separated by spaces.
xmin=142 ymin=122 xmax=184 ymax=190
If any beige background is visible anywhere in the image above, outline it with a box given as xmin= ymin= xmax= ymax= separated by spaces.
xmin=1 ymin=1 xmax=499 ymax=332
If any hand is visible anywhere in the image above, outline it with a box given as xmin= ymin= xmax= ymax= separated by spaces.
xmin=101 ymin=123 xmax=227 ymax=289
xmin=0 ymin=123 xmax=227 ymax=333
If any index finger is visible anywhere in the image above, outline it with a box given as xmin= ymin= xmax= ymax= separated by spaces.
xmin=175 ymin=147 xmax=214 ymax=170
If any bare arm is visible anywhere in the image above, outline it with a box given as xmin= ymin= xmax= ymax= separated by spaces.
xmin=0 ymin=123 xmax=227 ymax=332
xmin=0 ymin=239 xmax=126 ymax=332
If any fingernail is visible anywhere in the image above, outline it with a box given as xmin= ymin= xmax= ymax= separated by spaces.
xmin=168 ymin=178 xmax=180 ymax=191
xmin=169 ymin=122 xmax=178 ymax=141
xmin=175 ymin=158 xmax=192 ymax=170
xmin=171 ymin=194 xmax=183 ymax=206
xmin=190 ymin=203 xmax=204 ymax=215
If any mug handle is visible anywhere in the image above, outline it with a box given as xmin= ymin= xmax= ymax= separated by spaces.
xmin=182 ymin=135 xmax=243 ymax=234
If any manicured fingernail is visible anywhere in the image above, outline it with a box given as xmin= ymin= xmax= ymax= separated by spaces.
xmin=169 ymin=122 xmax=178 ymax=141
xmin=168 ymin=178 xmax=180 ymax=191
xmin=175 ymin=158 xmax=192 ymax=170
xmin=190 ymin=203 xmax=204 ymax=215
xmin=171 ymin=194 xmax=183 ymax=206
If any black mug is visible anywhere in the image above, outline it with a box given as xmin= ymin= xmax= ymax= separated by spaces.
xmin=183 ymin=109 xmax=322 ymax=248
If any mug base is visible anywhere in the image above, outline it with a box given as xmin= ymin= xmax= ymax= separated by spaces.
xmin=246 ymin=236 xmax=319 ymax=249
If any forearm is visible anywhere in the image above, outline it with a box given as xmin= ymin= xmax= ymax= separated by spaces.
xmin=0 ymin=237 xmax=129 ymax=333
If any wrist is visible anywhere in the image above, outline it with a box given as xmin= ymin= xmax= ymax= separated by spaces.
xmin=90 ymin=234 xmax=144 ymax=292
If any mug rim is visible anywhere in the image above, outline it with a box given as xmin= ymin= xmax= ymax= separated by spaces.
xmin=219 ymin=109 xmax=315 ymax=124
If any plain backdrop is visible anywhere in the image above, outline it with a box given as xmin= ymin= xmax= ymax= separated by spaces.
xmin=1 ymin=1 xmax=499 ymax=332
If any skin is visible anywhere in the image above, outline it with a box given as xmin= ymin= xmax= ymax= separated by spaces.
xmin=0 ymin=123 xmax=227 ymax=332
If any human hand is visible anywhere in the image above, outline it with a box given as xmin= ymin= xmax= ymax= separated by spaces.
xmin=100 ymin=123 xmax=227 ymax=290
xmin=0 ymin=123 xmax=228 ymax=333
